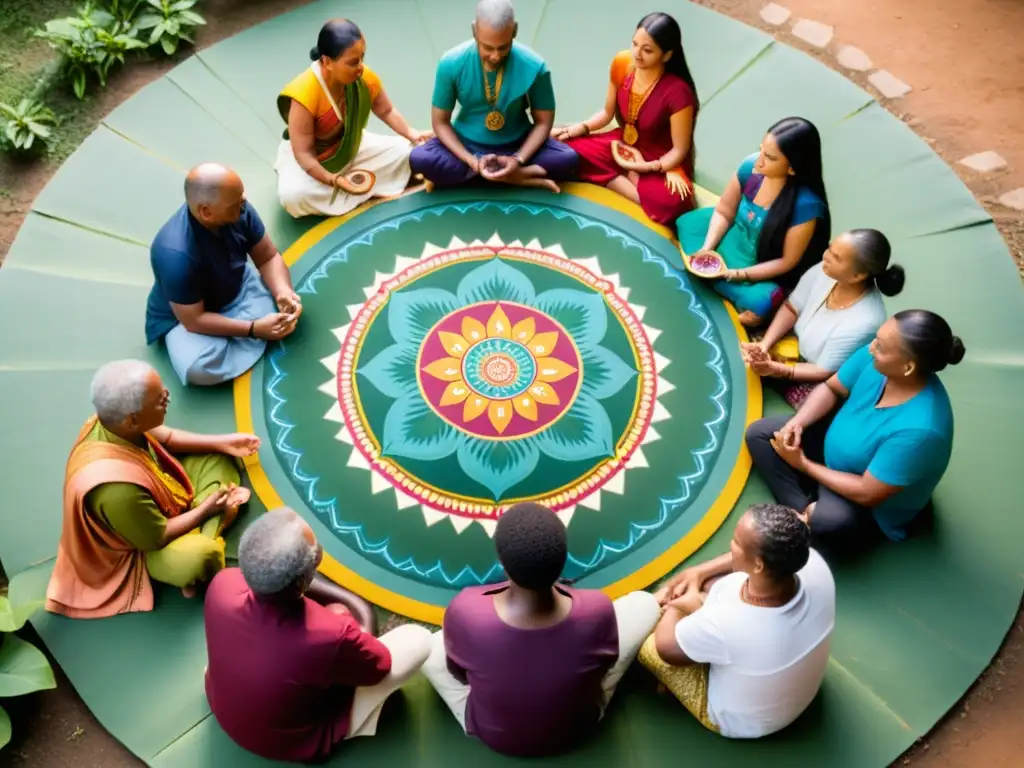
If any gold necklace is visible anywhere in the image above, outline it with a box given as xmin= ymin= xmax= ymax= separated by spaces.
xmin=623 ymin=70 xmax=661 ymax=145
xmin=825 ymin=284 xmax=865 ymax=311
xmin=483 ymin=63 xmax=505 ymax=131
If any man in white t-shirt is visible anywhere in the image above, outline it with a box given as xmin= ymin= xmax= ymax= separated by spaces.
xmin=640 ymin=503 xmax=835 ymax=738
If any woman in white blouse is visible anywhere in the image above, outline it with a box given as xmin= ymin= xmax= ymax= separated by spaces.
xmin=742 ymin=229 xmax=904 ymax=407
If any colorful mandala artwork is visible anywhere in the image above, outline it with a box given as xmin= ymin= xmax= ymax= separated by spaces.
xmin=244 ymin=193 xmax=754 ymax=620
xmin=331 ymin=241 xmax=662 ymax=519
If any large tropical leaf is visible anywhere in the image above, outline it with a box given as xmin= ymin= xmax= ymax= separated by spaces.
xmin=0 ymin=704 xmax=10 ymax=750
xmin=0 ymin=593 xmax=43 ymax=633
xmin=0 ymin=635 xmax=56 ymax=698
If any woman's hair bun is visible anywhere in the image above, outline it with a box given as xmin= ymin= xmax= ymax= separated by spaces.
xmin=309 ymin=46 xmax=320 ymax=61
xmin=875 ymin=264 xmax=905 ymax=297
xmin=948 ymin=336 xmax=966 ymax=366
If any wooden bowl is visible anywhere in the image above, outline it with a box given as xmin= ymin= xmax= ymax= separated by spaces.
xmin=610 ymin=139 xmax=641 ymax=164
xmin=341 ymin=168 xmax=376 ymax=195
xmin=683 ymin=249 xmax=726 ymax=279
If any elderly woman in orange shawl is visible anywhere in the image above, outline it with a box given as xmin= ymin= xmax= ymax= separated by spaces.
xmin=46 ymin=359 xmax=257 ymax=619
xmin=274 ymin=18 xmax=431 ymax=218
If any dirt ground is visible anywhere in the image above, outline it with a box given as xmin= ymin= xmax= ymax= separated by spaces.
xmin=0 ymin=0 xmax=1021 ymax=765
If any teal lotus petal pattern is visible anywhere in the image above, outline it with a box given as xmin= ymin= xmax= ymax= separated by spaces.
xmin=456 ymin=257 xmax=537 ymax=306
xmin=535 ymin=287 xmax=609 ymax=347
xmin=387 ymin=287 xmax=459 ymax=345
xmin=581 ymin=344 xmax=638 ymax=400
xmin=381 ymin=393 xmax=460 ymax=461
xmin=357 ymin=342 xmax=419 ymax=399
xmin=456 ymin=437 xmax=541 ymax=499
xmin=532 ymin=392 xmax=616 ymax=462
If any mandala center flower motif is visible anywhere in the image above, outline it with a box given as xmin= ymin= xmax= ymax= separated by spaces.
xmin=463 ymin=338 xmax=535 ymax=399
xmin=481 ymin=352 xmax=516 ymax=386
xmin=418 ymin=301 xmax=581 ymax=439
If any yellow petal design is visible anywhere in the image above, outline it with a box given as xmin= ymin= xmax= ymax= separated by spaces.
xmin=486 ymin=306 xmax=512 ymax=339
xmin=536 ymin=357 xmax=577 ymax=383
xmin=461 ymin=317 xmax=486 ymax=344
xmin=438 ymin=331 xmax=470 ymax=358
xmin=487 ymin=399 xmax=513 ymax=433
xmin=463 ymin=395 xmax=489 ymax=422
xmin=512 ymin=395 xmax=538 ymax=421
xmin=422 ymin=357 xmax=463 ymax=381
xmin=528 ymin=332 xmax=558 ymax=356
xmin=439 ymin=381 xmax=472 ymax=406
xmin=528 ymin=381 xmax=560 ymax=405
xmin=511 ymin=317 xmax=536 ymax=344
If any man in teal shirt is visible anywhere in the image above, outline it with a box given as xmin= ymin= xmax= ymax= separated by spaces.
xmin=410 ymin=0 xmax=577 ymax=191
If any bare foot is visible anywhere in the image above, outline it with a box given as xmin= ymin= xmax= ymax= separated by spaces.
xmin=738 ymin=310 xmax=763 ymax=327
xmin=423 ymin=179 xmax=435 ymax=193
xmin=181 ymin=584 xmax=198 ymax=599
xmin=524 ymin=178 xmax=560 ymax=193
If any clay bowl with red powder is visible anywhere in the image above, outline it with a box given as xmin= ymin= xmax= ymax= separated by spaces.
xmin=683 ymin=249 xmax=726 ymax=279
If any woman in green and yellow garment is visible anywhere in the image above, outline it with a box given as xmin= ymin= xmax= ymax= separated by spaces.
xmin=275 ymin=18 xmax=432 ymax=218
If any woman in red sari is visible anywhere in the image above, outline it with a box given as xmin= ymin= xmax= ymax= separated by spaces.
xmin=555 ymin=13 xmax=698 ymax=226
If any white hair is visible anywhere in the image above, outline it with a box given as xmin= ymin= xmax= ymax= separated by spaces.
xmin=238 ymin=508 xmax=319 ymax=597
xmin=91 ymin=359 xmax=155 ymax=425
xmin=475 ymin=0 xmax=515 ymax=30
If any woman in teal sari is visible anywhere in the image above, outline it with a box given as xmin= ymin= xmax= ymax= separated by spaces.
xmin=274 ymin=19 xmax=432 ymax=218
xmin=678 ymin=117 xmax=831 ymax=326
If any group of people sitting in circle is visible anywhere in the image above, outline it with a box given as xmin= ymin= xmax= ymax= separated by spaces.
xmin=39 ymin=0 xmax=969 ymax=761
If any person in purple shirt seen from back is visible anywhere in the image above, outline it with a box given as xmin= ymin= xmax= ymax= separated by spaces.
xmin=422 ymin=502 xmax=661 ymax=757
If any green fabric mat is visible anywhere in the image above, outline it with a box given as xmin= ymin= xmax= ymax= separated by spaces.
xmin=2 ymin=0 xmax=1022 ymax=765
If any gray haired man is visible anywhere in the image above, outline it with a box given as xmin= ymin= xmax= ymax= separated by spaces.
xmin=203 ymin=507 xmax=432 ymax=763
xmin=46 ymin=359 xmax=255 ymax=619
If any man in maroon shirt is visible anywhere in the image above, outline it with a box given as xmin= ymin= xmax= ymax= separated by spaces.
xmin=422 ymin=502 xmax=661 ymax=756
xmin=203 ymin=507 xmax=432 ymax=762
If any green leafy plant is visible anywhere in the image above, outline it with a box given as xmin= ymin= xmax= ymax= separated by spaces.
xmin=36 ymin=3 xmax=146 ymax=99
xmin=0 ymin=99 xmax=58 ymax=153
xmin=0 ymin=590 xmax=57 ymax=751
xmin=135 ymin=0 xmax=206 ymax=56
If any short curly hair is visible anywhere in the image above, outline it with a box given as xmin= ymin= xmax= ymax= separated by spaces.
xmin=747 ymin=503 xmax=810 ymax=578
xmin=494 ymin=502 xmax=567 ymax=590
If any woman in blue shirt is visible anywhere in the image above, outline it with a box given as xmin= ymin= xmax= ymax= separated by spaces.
xmin=677 ymin=117 xmax=831 ymax=326
xmin=745 ymin=310 xmax=964 ymax=557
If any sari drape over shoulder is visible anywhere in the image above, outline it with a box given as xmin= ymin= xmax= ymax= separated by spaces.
xmin=277 ymin=64 xmax=381 ymax=174
xmin=274 ymin=63 xmax=411 ymax=218
xmin=45 ymin=417 xmax=195 ymax=619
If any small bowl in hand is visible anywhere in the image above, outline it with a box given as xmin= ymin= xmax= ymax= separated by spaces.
xmin=683 ymin=249 xmax=726 ymax=279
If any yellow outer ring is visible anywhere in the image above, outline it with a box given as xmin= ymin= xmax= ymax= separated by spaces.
xmin=234 ymin=184 xmax=762 ymax=625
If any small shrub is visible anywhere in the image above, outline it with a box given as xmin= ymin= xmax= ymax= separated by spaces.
xmin=135 ymin=0 xmax=206 ymax=56
xmin=35 ymin=3 xmax=146 ymax=100
xmin=0 ymin=99 xmax=58 ymax=153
